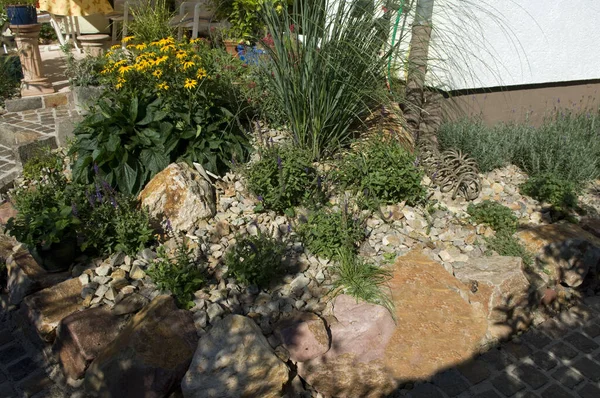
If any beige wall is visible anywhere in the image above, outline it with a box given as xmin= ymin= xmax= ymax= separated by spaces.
xmin=443 ymin=81 xmax=600 ymax=127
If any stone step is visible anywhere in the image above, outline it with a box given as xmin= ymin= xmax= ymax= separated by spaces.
xmin=21 ymin=278 xmax=83 ymax=342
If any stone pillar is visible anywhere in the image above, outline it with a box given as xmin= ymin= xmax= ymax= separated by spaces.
xmin=9 ymin=24 xmax=55 ymax=97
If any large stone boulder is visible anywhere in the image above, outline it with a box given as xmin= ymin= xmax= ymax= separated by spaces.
xmin=22 ymin=277 xmax=83 ymax=342
xmin=139 ymin=162 xmax=216 ymax=233
xmin=85 ymin=295 xmax=198 ymax=398
xmin=453 ymin=256 xmax=532 ymax=340
xmin=6 ymin=249 xmax=70 ymax=305
xmin=297 ymin=295 xmax=397 ymax=397
xmin=517 ymin=223 xmax=600 ymax=287
xmin=274 ymin=311 xmax=330 ymax=362
xmin=53 ymin=307 xmax=128 ymax=380
xmin=181 ymin=315 xmax=290 ymax=398
xmin=385 ymin=251 xmax=488 ymax=379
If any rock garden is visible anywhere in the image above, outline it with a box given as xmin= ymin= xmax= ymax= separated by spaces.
xmin=1 ymin=1 xmax=600 ymax=397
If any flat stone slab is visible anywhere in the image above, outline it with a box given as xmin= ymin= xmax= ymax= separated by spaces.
xmin=384 ymin=250 xmax=488 ymax=380
xmin=274 ymin=311 xmax=330 ymax=362
xmin=7 ymin=249 xmax=70 ymax=305
xmin=53 ymin=307 xmax=128 ymax=380
xmin=454 ymin=256 xmax=532 ymax=340
xmin=517 ymin=223 xmax=600 ymax=287
xmin=22 ymin=277 xmax=83 ymax=342
xmin=86 ymin=295 xmax=198 ymax=398
xmin=182 ymin=314 xmax=289 ymax=398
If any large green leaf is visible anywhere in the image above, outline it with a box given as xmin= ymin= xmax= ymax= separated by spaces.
xmin=140 ymin=149 xmax=169 ymax=174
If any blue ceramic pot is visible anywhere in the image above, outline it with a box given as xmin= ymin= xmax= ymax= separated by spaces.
xmin=6 ymin=5 xmax=38 ymax=25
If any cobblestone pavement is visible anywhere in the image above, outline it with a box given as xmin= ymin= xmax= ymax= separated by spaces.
xmin=0 ymin=297 xmax=599 ymax=397
xmin=404 ymin=296 xmax=600 ymax=398
xmin=0 ymin=105 xmax=75 ymax=192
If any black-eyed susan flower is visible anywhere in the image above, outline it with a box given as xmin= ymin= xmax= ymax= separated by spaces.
xmin=157 ymin=82 xmax=169 ymax=90
xmin=122 ymin=36 xmax=135 ymax=43
xmin=196 ymin=68 xmax=207 ymax=79
xmin=184 ymin=78 xmax=198 ymax=89
xmin=153 ymin=69 xmax=163 ymax=78
xmin=182 ymin=60 xmax=195 ymax=70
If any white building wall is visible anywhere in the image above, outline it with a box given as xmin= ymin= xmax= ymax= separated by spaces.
xmin=425 ymin=0 xmax=600 ymax=90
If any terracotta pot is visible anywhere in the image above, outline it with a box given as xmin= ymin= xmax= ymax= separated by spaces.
xmin=223 ymin=40 xmax=241 ymax=57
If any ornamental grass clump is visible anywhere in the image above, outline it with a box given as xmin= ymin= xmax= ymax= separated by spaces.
xmin=259 ymin=0 xmax=401 ymax=160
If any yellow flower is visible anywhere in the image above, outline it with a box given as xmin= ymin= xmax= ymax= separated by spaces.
xmin=110 ymin=44 xmax=120 ymax=50
xmin=157 ymin=82 xmax=169 ymax=90
xmin=190 ymin=38 xmax=202 ymax=44
xmin=135 ymin=43 xmax=147 ymax=51
xmin=184 ymin=78 xmax=198 ymax=89
xmin=160 ymin=44 xmax=175 ymax=52
xmin=122 ymin=36 xmax=135 ymax=43
xmin=118 ymin=65 xmax=133 ymax=75
xmin=115 ymin=77 xmax=126 ymax=89
xmin=182 ymin=60 xmax=195 ymax=70
xmin=196 ymin=68 xmax=207 ymax=79
xmin=176 ymin=51 xmax=187 ymax=60
xmin=153 ymin=69 xmax=163 ymax=78
xmin=276 ymin=4 xmax=283 ymax=12
xmin=114 ymin=60 xmax=127 ymax=67
xmin=126 ymin=44 xmax=136 ymax=49
xmin=135 ymin=61 xmax=150 ymax=72
xmin=155 ymin=55 xmax=169 ymax=65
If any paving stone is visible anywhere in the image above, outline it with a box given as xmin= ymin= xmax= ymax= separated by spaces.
xmin=432 ymin=369 xmax=470 ymax=397
xmin=481 ymin=349 xmax=514 ymax=371
xmin=457 ymin=359 xmax=491 ymax=385
xmin=502 ymin=340 xmax=532 ymax=360
xmin=473 ymin=391 xmax=503 ymax=398
xmin=532 ymin=350 xmax=559 ymax=371
xmin=582 ymin=322 xmax=600 ymax=338
xmin=0 ymin=344 xmax=27 ymax=364
xmin=572 ymin=357 xmax=600 ymax=382
xmin=522 ymin=330 xmax=553 ymax=349
xmin=578 ymin=383 xmax=600 ymax=398
xmin=491 ymin=373 xmax=526 ymax=397
xmin=551 ymin=366 xmax=584 ymax=389
xmin=5 ymin=97 xmax=43 ymax=113
xmin=540 ymin=384 xmax=576 ymax=398
xmin=0 ymin=328 xmax=14 ymax=346
xmin=7 ymin=357 xmax=39 ymax=381
xmin=18 ymin=369 xmax=53 ymax=397
xmin=519 ymin=393 xmax=540 ymax=398
xmin=514 ymin=363 xmax=550 ymax=390
xmin=0 ymin=371 xmax=6 ymax=383
xmin=408 ymin=383 xmax=444 ymax=398
xmin=0 ymin=382 xmax=17 ymax=397
xmin=564 ymin=332 xmax=600 ymax=354
xmin=549 ymin=342 xmax=579 ymax=360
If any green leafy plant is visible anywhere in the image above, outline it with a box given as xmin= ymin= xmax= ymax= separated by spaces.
xmin=212 ymin=0 xmax=283 ymax=41
xmin=128 ymin=0 xmax=176 ymax=43
xmin=296 ymin=206 xmax=366 ymax=260
xmin=467 ymin=200 xmax=518 ymax=234
xmin=334 ymin=137 xmax=426 ymax=209
xmin=0 ymin=55 xmax=22 ymax=106
xmin=485 ymin=232 xmax=534 ymax=268
xmin=520 ymin=174 xmax=579 ymax=211
xmin=147 ymin=238 xmax=204 ymax=309
xmin=21 ymin=147 xmax=63 ymax=182
xmin=224 ymin=229 xmax=286 ymax=287
xmin=62 ymin=45 xmax=106 ymax=87
xmin=332 ymin=247 xmax=393 ymax=313
xmin=259 ymin=0 xmax=402 ymax=159
xmin=245 ymin=145 xmax=324 ymax=214
xmin=467 ymin=201 xmax=533 ymax=267
xmin=72 ymin=175 xmax=155 ymax=256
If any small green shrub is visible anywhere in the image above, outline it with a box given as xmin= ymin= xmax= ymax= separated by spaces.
xmin=0 ymin=55 xmax=22 ymax=106
xmin=245 ymin=145 xmax=324 ymax=214
xmin=467 ymin=200 xmax=518 ymax=234
xmin=73 ymin=177 xmax=155 ymax=256
xmin=332 ymin=247 xmax=393 ymax=313
xmin=224 ymin=230 xmax=286 ymax=287
xmin=63 ymin=47 xmax=105 ymax=87
xmin=22 ymin=147 xmax=63 ymax=182
xmin=334 ymin=137 xmax=426 ymax=209
xmin=485 ymin=232 xmax=534 ymax=268
xmin=147 ymin=238 xmax=204 ymax=309
xmin=520 ymin=174 xmax=579 ymax=211
xmin=296 ymin=206 xmax=366 ymax=260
